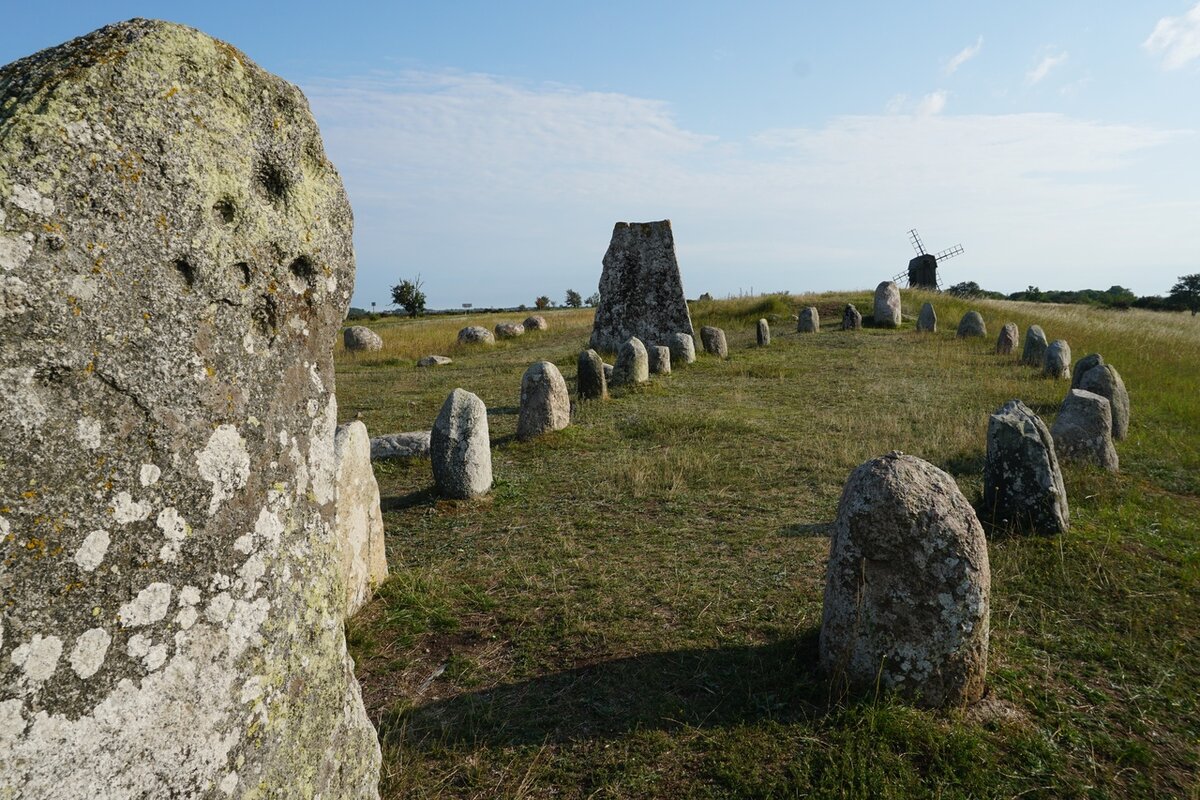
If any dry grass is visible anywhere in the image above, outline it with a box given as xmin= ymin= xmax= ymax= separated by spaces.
xmin=338 ymin=290 xmax=1199 ymax=799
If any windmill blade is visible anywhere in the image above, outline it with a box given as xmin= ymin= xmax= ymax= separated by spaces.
xmin=908 ymin=228 xmax=926 ymax=256
xmin=933 ymin=244 xmax=964 ymax=261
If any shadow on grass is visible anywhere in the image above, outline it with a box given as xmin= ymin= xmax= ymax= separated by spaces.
xmin=381 ymin=487 xmax=439 ymax=511
xmin=380 ymin=630 xmax=829 ymax=748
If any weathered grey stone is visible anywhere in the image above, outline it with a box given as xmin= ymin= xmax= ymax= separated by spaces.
xmin=494 ymin=321 xmax=525 ymax=339
xmin=417 ymin=355 xmax=452 ymax=367
xmin=344 ymin=325 xmax=383 ymax=352
xmin=0 ymin=20 xmax=380 ymax=797
xmin=522 ymin=315 xmax=548 ymax=331
xmin=699 ymin=326 xmax=728 ymax=358
xmin=873 ymin=281 xmax=901 ymax=328
xmin=995 ymin=323 xmax=1019 ymax=355
xmin=1079 ymin=364 xmax=1130 ymax=440
xmin=842 ymin=304 xmax=862 ymax=331
xmin=916 ymin=302 xmax=937 ymax=333
xmin=820 ymin=452 xmax=990 ymax=708
xmin=799 ymin=306 xmax=820 ymax=333
xmin=1050 ymin=390 xmax=1118 ymax=472
xmin=1021 ymin=324 xmax=1048 ymax=366
xmin=1071 ymin=353 xmax=1104 ymax=389
xmin=612 ymin=337 xmax=650 ymax=386
xmin=956 ymin=311 xmax=986 ymax=338
xmin=649 ymin=345 xmax=672 ymax=374
xmin=458 ymin=325 xmax=495 ymax=346
xmin=664 ymin=332 xmax=696 ymax=364
xmin=589 ymin=220 xmax=695 ymax=352
xmin=334 ymin=422 xmax=388 ymax=616
xmin=1043 ymin=339 xmax=1071 ymax=379
xmin=983 ymin=400 xmax=1070 ymax=534
xmin=757 ymin=318 xmax=771 ymax=345
xmin=517 ymin=361 xmax=570 ymax=440
xmin=603 ymin=362 xmax=614 ymax=383
xmin=577 ymin=349 xmax=608 ymax=400
xmin=430 ymin=388 xmax=492 ymax=499
xmin=370 ymin=431 xmax=432 ymax=459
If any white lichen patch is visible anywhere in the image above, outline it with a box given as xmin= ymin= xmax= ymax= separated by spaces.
xmin=76 ymin=416 xmax=102 ymax=449
xmin=308 ymin=362 xmax=324 ymax=393
xmin=237 ymin=553 xmax=266 ymax=597
xmin=69 ymin=628 xmax=112 ymax=679
xmin=0 ymin=231 xmax=34 ymax=272
xmin=67 ymin=274 xmax=98 ymax=302
xmin=308 ymin=398 xmax=338 ymax=506
xmin=0 ymin=274 xmax=28 ymax=318
xmin=119 ymin=583 xmax=173 ymax=627
xmin=205 ymin=592 xmax=234 ymax=624
xmin=112 ymin=491 xmax=151 ymax=524
xmin=196 ymin=425 xmax=250 ymax=516
xmin=0 ymin=367 xmax=47 ymax=432
xmin=156 ymin=507 xmax=188 ymax=563
xmin=143 ymin=643 xmax=169 ymax=671
xmin=219 ymin=771 xmax=239 ymax=795
xmin=175 ymin=606 xmax=199 ymax=630
xmin=10 ymin=184 xmax=54 ymax=216
xmin=127 ymin=633 xmax=152 ymax=659
xmin=233 ymin=533 xmax=254 ymax=554
xmin=140 ymin=463 xmax=162 ymax=487
xmin=0 ymin=699 xmax=25 ymax=743
xmin=74 ymin=529 xmax=110 ymax=572
xmin=11 ymin=634 xmax=63 ymax=686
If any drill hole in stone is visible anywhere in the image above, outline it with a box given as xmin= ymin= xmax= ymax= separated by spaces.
xmin=288 ymin=256 xmax=317 ymax=286
xmin=212 ymin=199 xmax=236 ymax=224
xmin=256 ymin=162 xmax=290 ymax=203
xmin=173 ymin=258 xmax=196 ymax=288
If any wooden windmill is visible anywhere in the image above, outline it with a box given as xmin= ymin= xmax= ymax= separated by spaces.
xmin=894 ymin=229 xmax=963 ymax=290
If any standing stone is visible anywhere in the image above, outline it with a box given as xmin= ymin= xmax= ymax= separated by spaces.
xmin=577 ymin=349 xmax=608 ymax=400
xmin=873 ymin=281 xmax=902 ymax=328
xmin=417 ymin=355 xmax=453 ymax=367
xmin=430 ymin=388 xmax=492 ymax=499
xmin=995 ymin=323 xmax=1019 ymax=355
xmin=603 ymin=363 xmax=614 ymax=383
xmin=0 ymin=20 xmax=380 ymax=797
xmin=983 ymin=400 xmax=1070 ymax=534
xmin=1071 ymin=353 xmax=1104 ymax=389
xmin=344 ymin=325 xmax=383 ymax=352
xmin=1050 ymin=390 xmax=1119 ymax=472
xmin=756 ymin=318 xmax=771 ymax=346
xmin=820 ymin=452 xmax=990 ymax=708
xmin=649 ymin=345 xmax=672 ymax=375
xmin=494 ymin=322 xmax=525 ymax=339
xmin=700 ymin=326 xmax=729 ymax=358
xmin=522 ymin=315 xmax=548 ymax=331
xmin=612 ymin=337 xmax=650 ymax=386
xmin=956 ymin=311 xmax=987 ymax=338
xmin=589 ymin=220 xmax=695 ymax=352
xmin=799 ymin=306 xmax=820 ymax=333
xmin=1079 ymin=364 xmax=1130 ymax=440
xmin=458 ymin=326 xmax=495 ymax=346
xmin=1021 ymin=325 xmax=1048 ymax=366
xmin=1043 ymin=339 xmax=1072 ymax=379
xmin=842 ymin=304 xmax=863 ymax=331
xmin=916 ymin=302 xmax=937 ymax=333
xmin=664 ymin=332 xmax=697 ymax=365
xmin=334 ymin=422 xmax=389 ymax=616
xmin=517 ymin=361 xmax=570 ymax=440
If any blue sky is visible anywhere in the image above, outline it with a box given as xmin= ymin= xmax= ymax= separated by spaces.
xmin=4 ymin=2 xmax=1199 ymax=307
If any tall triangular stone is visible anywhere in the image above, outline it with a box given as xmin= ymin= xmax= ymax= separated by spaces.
xmin=589 ymin=220 xmax=695 ymax=353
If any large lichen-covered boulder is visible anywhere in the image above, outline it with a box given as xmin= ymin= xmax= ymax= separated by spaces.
xmin=664 ymin=331 xmax=696 ymax=365
xmin=983 ymin=400 xmax=1070 ymax=535
xmin=0 ymin=20 xmax=380 ymax=798
xmin=1050 ymin=390 xmax=1118 ymax=472
xmin=334 ymin=422 xmax=389 ymax=616
xmin=576 ymin=349 xmax=607 ymax=400
xmin=516 ymin=360 xmax=570 ymax=440
xmin=1021 ymin=324 xmax=1048 ymax=366
xmin=820 ymin=452 xmax=990 ymax=708
xmin=589 ymin=220 xmax=695 ymax=352
xmin=611 ymin=336 xmax=650 ymax=386
xmin=343 ymin=325 xmax=383 ymax=352
xmin=956 ymin=311 xmax=987 ymax=338
xmin=1078 ymin=363 xmax=1130 ymax=440
xmin=873 ymin=281 xmax=901 ymax=328
xmin=842 ymin=303 xmax=862 ymax=331
xmin=995 ymin=323 xmax=1019 ymax=355
xmin=430 ymin=388 xmax=492 ymax=499
xmin=798 ymin=306 xmax=820 ymax=333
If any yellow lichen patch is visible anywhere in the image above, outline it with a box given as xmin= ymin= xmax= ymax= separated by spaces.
xmin=163 ymin=85 xmax=180 ymax=100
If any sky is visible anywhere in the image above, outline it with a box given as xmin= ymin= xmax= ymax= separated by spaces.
xmin=3 ymin=2 xmax=1199 ymax=308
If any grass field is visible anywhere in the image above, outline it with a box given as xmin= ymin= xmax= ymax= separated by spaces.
xmin=335 ymin=290 xmax=1199 ymax=799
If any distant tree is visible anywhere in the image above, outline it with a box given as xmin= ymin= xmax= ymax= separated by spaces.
xmin=390 ymin=275 xmax=426 ymax=317
xmin=535 ymin=295 xmax=550 ymax=310
xmin=565 ymin=289 xmax=583 ymax=308
xmin=947 ymin=281 xmax=982 ymax=298
xmin=585 ymin=291 xmax=600 ymax=306
xmin=1169 ymin=273 xmax=1200 ymax=316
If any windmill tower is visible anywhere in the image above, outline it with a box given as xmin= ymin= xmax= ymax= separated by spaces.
xmin=895 ymin=229 xmax=964 ymax=290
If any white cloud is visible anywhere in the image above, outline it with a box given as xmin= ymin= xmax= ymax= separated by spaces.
xmin=303 ymin=69 xmax=1190 ymax=305
xmin=916 ymin=90 xmax=948 ymax=116
xmin=885 ymin=93 xmax=908 ymax=114
xmin=945 ymin=36 xmax=983 ymax=75
xmin=1144 ymin=2 xmax=1200 ymax=69
xmin=1027 ymin=51 xmax=1069 ymax=84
